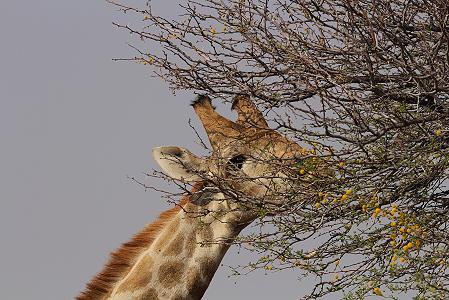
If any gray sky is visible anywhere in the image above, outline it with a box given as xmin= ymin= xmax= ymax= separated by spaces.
xmin=0 ymin=1 xmax=304 ymax=299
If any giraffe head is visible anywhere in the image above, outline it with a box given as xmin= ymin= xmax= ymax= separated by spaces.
xmin=153 ymin=95 xmax=304 ymax=216
xmin=78 ymin=95 xmax=310 ymax=300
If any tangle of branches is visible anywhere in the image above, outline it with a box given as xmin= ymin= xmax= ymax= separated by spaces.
xmin=108 ymin=0 xmax=449 ymax=298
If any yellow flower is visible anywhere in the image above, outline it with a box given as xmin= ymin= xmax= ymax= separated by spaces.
xmin=390 ymin=207 xmax=397 ymax=216
xmin=390 ymin=221 xmax=397 ymax=227
xmin=345 ymin=189 xmax=353 ymax=195
xmin=373 ymin=207 xmax=381 ymax=218
xmin=373 ymin=287 xmax=383 ymax=296
xmin=341 ymin=194 xmax=349 ymax=201
xmin=402 ymin=242 xmax=413 ymax=252
xmin=265 ymin=265 xmax=273 ymax=270
xmin=362 ymin=204 xmax=368 ymax=212
xmin=435 ymin=129 xmax=443 ymax=136
xmin=314 ymin=202 xmax=321 ymax=209
xmin=400 ymin=257 xmax=407 ymax=263
xmin=338 ymin=161 xmax=345 ymax=167
xmin=391 ymin=255 xmax=397 ymax=266
xmin=304 ymin=250 xmax=317 ymax=258
xmin=299 ymin=169 xmax=306 ymax=175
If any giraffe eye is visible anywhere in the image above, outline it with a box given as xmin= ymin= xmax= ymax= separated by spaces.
xmin=228 ymin=154 xmax=247 ymax=170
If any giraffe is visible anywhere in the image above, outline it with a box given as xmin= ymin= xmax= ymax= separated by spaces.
xmin=77 ymin=94 xmax=304 ymax=300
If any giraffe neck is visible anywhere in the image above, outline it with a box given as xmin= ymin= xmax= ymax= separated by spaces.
xmin=107 ymin=190 xmax=252 ymax=300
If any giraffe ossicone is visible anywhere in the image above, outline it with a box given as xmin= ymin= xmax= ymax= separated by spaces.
xmin=78 ymin=94 xmax=304 ymax=300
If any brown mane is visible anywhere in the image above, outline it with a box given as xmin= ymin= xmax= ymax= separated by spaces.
xmin=76 ymin=182 xmax=204 ymax=300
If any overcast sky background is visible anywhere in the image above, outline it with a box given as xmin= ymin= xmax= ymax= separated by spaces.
xmin=0 ymin=1 xmax=312 ymax=299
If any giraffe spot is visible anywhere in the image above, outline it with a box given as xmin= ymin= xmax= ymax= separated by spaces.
xmin=185 ymin=268 xmax=201 ymax=291
xmin=185 ymin=233 xmax=196 ymax=257
xmin=198 ymin=226 xmax=214 ymax=246
xmin=115 ymin=255 xmax=154 ymax=292
xmin=158 ymin=261 xmax=185 ymax=289
xmin=185 ymin=268 xmax=209 ymax=300
xmin=198 ymin=257 xmax=220 ymax=279
xmin=189 ymin=281 xmax=209 ymax=300
xmin=140 ymin=287 xmax=159 ymax=300
xmin=163 ymin=235 xmax=184 ymax=256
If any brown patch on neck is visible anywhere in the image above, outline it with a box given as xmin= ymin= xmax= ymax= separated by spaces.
xmin=76 ymin=182 xmax=204 ymax=300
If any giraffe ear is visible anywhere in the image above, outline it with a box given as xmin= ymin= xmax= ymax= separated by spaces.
xmin=152 ymin=146 xmax=204 ymax=182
